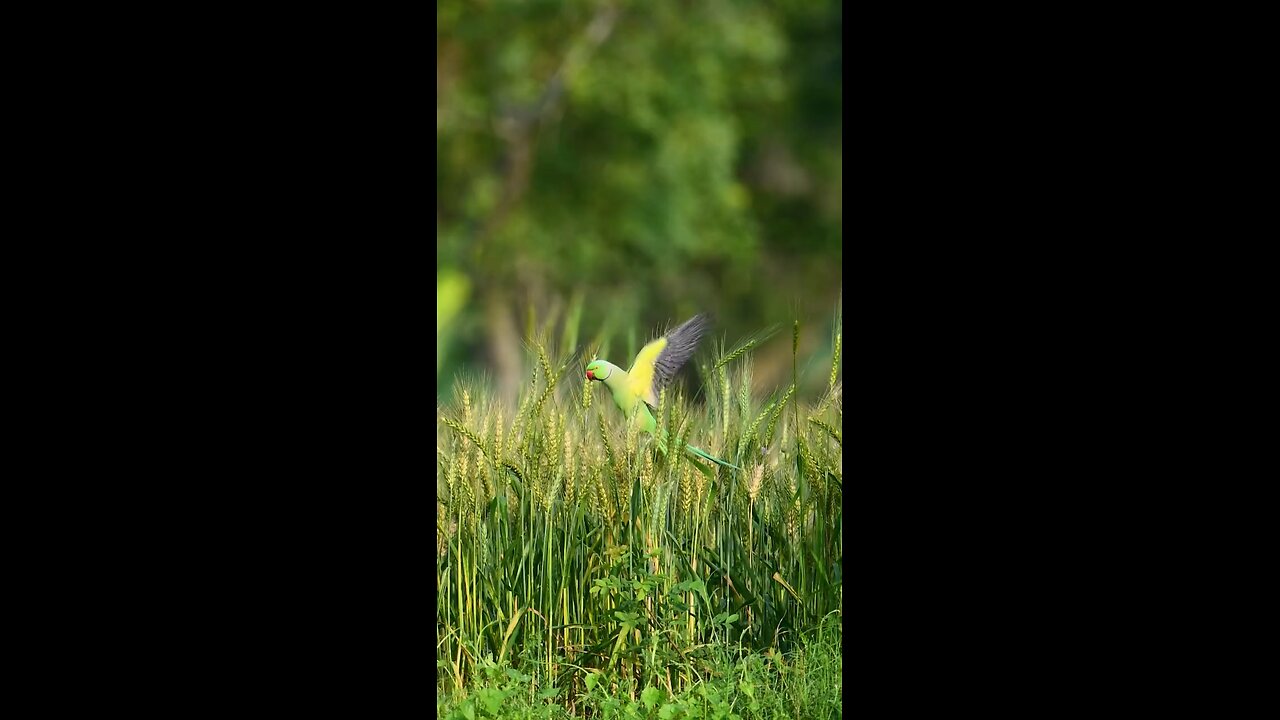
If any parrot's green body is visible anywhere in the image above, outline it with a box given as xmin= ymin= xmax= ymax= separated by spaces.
xmin=586 ymin=314 xmax=740 ymax=471
xmin=587 ymin=360 xmax=659 ymax=432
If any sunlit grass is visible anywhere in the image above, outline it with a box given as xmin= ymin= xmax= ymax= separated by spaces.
xmin=437 ymin=306 xmax=841 ymax=718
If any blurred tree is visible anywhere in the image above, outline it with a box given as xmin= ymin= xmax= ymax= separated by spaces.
xmin=438 ymin=0 xmax=841 ymax=398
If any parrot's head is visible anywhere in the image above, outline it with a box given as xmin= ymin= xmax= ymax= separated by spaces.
xmin=585 ymin=360 xmax=611 ymax=381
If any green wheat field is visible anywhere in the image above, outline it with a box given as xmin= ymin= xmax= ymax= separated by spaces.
xmin=437 ymin=310 xmax=842 ymax=719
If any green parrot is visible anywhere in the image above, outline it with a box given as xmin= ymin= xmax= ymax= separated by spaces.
xmin=585 ymin=314 xmax=741 ymax=471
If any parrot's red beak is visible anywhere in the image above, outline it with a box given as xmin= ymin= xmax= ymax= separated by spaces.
xmin=586 ymin=369 xmax=595 ymax=380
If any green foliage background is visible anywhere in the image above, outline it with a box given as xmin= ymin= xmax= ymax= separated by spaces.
xmin=438 ymin=0 xmax=842 ymax=400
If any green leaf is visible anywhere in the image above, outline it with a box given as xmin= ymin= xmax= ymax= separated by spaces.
xmin=712 ymin=611 xmax=739 ymax=625
xmin=738 ymin=679 xmax=754 ymax=699
xmin=659 ymin=704 xmax=681 ymax=720
xmin=461 ymin=699 xmax=476 ymax=720
xmin=538 ymin=686 xmax=561 ymax=699
xmin=585 ymin=672 xmax=600 ymax=692
xmin=641 ymin=685 xmax=664 ymax=709
xmin=476 ymin=688 xmax=505 ymax=717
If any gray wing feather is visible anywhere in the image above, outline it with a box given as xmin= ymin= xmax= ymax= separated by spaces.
xmin=651 ymin=313 xmax=711 ymax=395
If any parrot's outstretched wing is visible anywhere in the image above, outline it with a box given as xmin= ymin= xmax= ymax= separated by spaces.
xmin=627 ymin=313 xmax=711 ymax=407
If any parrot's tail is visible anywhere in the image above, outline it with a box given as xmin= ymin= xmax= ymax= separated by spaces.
xmin=685 ymin=444 xmax=741 ymax=471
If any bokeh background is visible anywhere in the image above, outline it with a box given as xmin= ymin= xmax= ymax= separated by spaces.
xmin=438 ymin=0 xmax=841 ymax=402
